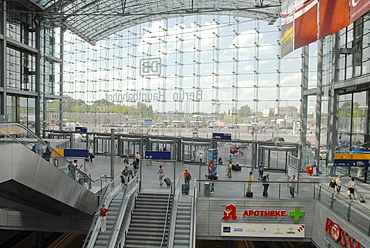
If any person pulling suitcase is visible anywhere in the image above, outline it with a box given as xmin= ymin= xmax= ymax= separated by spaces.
xmin=157 ymin=165 xmax=165 ymax=186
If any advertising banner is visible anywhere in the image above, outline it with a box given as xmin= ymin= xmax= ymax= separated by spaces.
xmin=281 ymin=19 xmax=294 ymax=57
xmin=350 ymin=0 xmax=370 ymax=24
xmin=207 ymin=149 xmax=218 ymax=176
xmin=221 ymin=223 xmax=305 ymax=238
xmin=319 ymin=0 xmax=349 ymax=39
xmin=294 ymin=0 xmax=318 ymax=50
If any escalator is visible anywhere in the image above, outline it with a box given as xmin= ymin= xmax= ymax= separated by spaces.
xmin=0 ymin=123 xmax=99 ymax=217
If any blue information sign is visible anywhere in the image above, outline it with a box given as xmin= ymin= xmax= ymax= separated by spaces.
xmin=64 ymin=149 xmax=89 ymax=158
xmin=145 ymin=151 xmax=171 ymax=160
xmin=212 ymin=133 xmax=231 ymax=141
xmin=76 ymin=127 xmax=87 ymax=133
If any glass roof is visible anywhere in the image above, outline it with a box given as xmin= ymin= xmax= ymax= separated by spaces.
xmin=16 ymin=0 xmax=281 ymax=45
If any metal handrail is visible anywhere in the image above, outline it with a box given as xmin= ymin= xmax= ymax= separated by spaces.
xmin=106 ymin=177 xmax=139 ymax=248
xmin=166 ymin=177 xmax=180 ymax=248
xmin=0 ymin=122 xmax=96 ymax=187
xmin=189 ymin=178 xmax=197 ymax=248
xmin=160 ymin=180 xmax=175 ymax=248
xmin=82 ymin=176 xmax=123 ymax=248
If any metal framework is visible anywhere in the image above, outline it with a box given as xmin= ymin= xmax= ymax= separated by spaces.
xmin=10 ymin=0 xmax=281 ymax=45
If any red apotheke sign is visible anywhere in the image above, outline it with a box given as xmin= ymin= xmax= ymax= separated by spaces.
xmin=325 ymin=217 xmax=361 ymax=248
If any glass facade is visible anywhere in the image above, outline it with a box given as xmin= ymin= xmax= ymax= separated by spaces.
xmin=62 ymin=16 xmax=317 ymax=133
xmin=1 ymin=1 xmax=62 ymax=135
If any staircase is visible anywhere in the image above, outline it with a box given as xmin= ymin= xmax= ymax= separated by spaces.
xmin=173 ymin=200 xmax=192 ymax=248
xmin=94 ymin=192 xmax=123 ymax=248
xmin=124 ymin=193 xmax=172 ymax=248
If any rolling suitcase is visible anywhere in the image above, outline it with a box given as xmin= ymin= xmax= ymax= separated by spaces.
xmin=164 ymin=178 xmax=171 ymax=187
xmin=358 ymin=194 xmax=366 ymax=203
xmin=246 ymin=192 xmax=253 ymax=198
xmin=182 ymin=184 xmax=189 ymax=195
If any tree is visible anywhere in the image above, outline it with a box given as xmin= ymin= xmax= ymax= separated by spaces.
xmin=238 ymin=105 xmax=252 ymax=117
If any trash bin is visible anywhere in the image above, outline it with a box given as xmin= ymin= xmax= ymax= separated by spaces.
xmin=307 ymin=165 xmax=313 ymax=175
xmin=204 ymin=182 xmax=211 ymax=196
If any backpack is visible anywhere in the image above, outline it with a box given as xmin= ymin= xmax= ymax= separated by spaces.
xmin=123 ymin=169 xmax=129 ymax=176
xmin=329 ymin=181 xmax=336 ymax=188
xmin=186 ymin=173 xmax=192 ymax=180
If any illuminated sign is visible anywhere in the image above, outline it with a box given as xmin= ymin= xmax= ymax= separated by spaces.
xmin=325 ymin=217 xmax=361 ymax=248
xmin=221 ymin=205 xmax=305 ymax=222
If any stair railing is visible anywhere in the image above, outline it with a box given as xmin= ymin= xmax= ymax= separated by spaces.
xmin=82 ymin=175 xmax=124 ymax=248
xmin=189 ymin=178 xmax=197 ymax=248
xmin=160 ymin=178 xmax=175 ymax=248
xmin=106 ymin=177 xmax=139 ymax=248
xmin=0 ymin=122 xmax=101 ymax=191
xmin=166 ymin=177 xmax=180 ymax=248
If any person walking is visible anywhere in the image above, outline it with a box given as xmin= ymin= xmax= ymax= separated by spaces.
xmin=128 ymin=163 xmax=135 ymax=180
xmin=121 ymin=166 xmax=129 ymax=185
xmin=96 ymin=204 xmax=108 ymax=232
xmin=227 ymin=162 xmax=232 ymax=178
xmin=335 ymin=175 xmax=342 ymax=194
xmin=262 ymin=174 xmax=270 ymax=197
xmin=68 ymin=161 xmax=76 ymax=180
xmin=135 ymin=152 xmax=141 ymax=163
xmin=88 ymin=147 xmax=94 ymax=162
xmin=258 ymin=162 xmax=264 ymax=180
xmin=205 ymin=174 xmax=217 ymax=193
xmin=289 ymin=175 xmax=297 ymax=198
xmin=347 ymin=177 xmax=356 ymax=200
xmin=247 ymin=171 xmax=254 ymax=193
xmin=123 ymin=156 xmax=129 ymax=165
xmin=329 ymin=177 xmax=337 ymax=195
xmin=184 ymin=169 xmax=191 ymax=187
xmin=157 ymin=165 xmax=165 ymax=186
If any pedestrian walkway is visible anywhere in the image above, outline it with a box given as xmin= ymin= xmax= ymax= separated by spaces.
xmin=83 ymin=154 xmax=370 ymax=209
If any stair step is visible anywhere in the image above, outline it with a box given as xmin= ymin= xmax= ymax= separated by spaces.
xmin=125 ymin=239 xmax=164 ymax=245
xmin=129 ymin=223 xmax=170 ymax=229
xmin=175 ymin=229 xmax=190 ymax=234
xmin=132 ymin=211 xmax=168 ymax=217
xmin=130 ymin=226 xmax=168 ymax=232
xmin=127 ymin=230 xmax=168 ymax=236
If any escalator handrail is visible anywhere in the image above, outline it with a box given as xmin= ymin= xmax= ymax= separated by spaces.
xmin=166 ymin=177 xmax=181 ymax=248
xmin=190 ymin=178 xmax=197 ymax=248
xmin=0 ymin=122 xmax=95 ymax=184
xmin=82 ymin=175 xmax=125 ymax=248
xmin=106 ymin=177 xmax=139 ymax=248
xmin=160 ymin=179 xmax=175 ymax=248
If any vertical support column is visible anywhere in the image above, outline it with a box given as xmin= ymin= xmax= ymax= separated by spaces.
xmin=59 ymin=28 xmax=65 ymax=131
xmin=35 ymin=20 xmax=42 ymax=136
xmin=0 ymin=1 xmax=6 ymax=116
xmin=110 ymin=128 xmax=115 ymax=178
xmin=299 ymin=46 xmax=309 ymax=180
xmin=328 ymin=32 xmax=340 ymax=176
xmin=315 ymin=39 xmax=323 ymax=171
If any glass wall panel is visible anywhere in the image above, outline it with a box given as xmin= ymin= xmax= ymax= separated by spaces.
xmin=352 ymin=91 xmax=367 ymax=135
xmin=338 ymin=94 xmax=352 ymax=150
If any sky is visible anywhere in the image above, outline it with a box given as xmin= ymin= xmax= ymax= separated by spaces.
xmin=63 ymin=14 xmax=319 ymax=114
